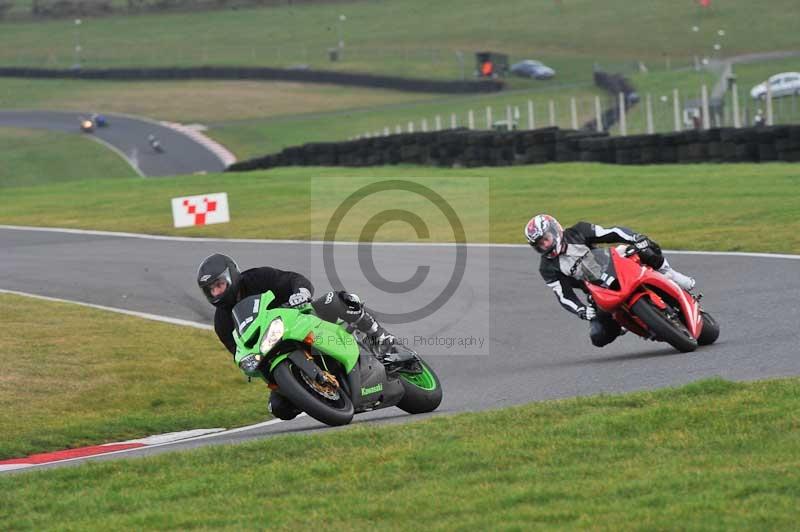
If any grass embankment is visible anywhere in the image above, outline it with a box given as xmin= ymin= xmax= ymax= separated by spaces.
xmin=1 ymin=164 xmax=798 ymax=254
xmin=211 ymin=84 xmax=605 ymax=158
xmin=0 ymin=0 xmax=796 ymax=79
xmin=0 ymin=127 xmax=137 ymax=186
xmin=2 ymin=377 xmax=799 ymax=529
xmin=0 ymin=294 xmax=265 ymax=460
xmin=0 ymin=78 xmax=435 ymax=124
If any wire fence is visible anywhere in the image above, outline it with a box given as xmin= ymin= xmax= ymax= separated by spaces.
xmin=354 ymin=82 xmax=800 ymax=139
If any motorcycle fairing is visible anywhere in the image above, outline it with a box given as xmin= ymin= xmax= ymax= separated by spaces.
xmin=586 ymin=249 xmax=703 ymax=338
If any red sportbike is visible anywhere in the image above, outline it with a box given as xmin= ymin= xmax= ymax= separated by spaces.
xmin=582 ymin=245 xmax=720 ymax=353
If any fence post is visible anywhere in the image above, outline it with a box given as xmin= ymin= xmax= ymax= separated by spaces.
xmin=383 ymin=127 xmax=390 ymax=136
xmin=646 ymin=93 xmax=654 ymax=134
xmin=451 ymin=113 xmax=457 ymax=129
xmin=421 ymin=118 xmax=428 ymax=132
xmin=468 ymin=109 xmax=475 ymax=129
xmin=435 ymin=115 xmax=442 ymax=131
xmin=618 ymin=92 xmax=627 ymax=136
xmin=486 ymin=106 xmax=493 ymax=129
xmin=732 ymin=82 xmax=741 ymax=128
xmin=408 ymin=121 xmax=414 ymax=133
xmin=396 ymin=125 xmax=402 ymax=134
xmin=527 ymin=100 xmax=535 ymax=129
xmin=766 ymin=83 xmax=774 ymax=125
xmin=548 ymin=100 xmax=556 ymax=127
xmin=673 ymin=88 xmax=681 ymax=132
xmin=506 ymin=105 xmax=513 ymax=130
xmin=701 ymin=84 xmax=710 ymax=129
xmin=570 ymin=98 xmax=578 ymax=130
xmin=594 ymin=95 xmax=603 ymax=132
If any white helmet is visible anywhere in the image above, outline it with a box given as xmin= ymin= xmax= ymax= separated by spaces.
xmin=524 ymin=214 xmax=564 ymax=258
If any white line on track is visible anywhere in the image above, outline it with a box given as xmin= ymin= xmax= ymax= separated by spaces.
xmin=0 ymin=289 xmax=212 ymax=330
xmin=86 ymin=135 xmax=145 ymax=178
xmin=2 ymin=225 xmax=799 ymax=258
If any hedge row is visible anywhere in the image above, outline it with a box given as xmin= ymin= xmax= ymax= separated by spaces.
xmin=0 ymin=66 xmax=504 ymax=94
xmin=227 ymin=125 xmax=800 ymax=171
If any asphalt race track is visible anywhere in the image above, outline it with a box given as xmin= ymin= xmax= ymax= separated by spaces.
xmin=2 ymin=226 xmax=799 ymax=471
xmin=0 ymin=110 xmax=227 ymax=177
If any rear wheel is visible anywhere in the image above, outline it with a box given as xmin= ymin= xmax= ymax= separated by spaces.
xmin=632 ymin=298 xmax=698 ymax=353
xmin=697 ymin=312 xmax=720 ymax=345
xmin=396 ymin=359 xmax=443 ymax=414
xmin=273 ymin=358 xmax=354 ymax=426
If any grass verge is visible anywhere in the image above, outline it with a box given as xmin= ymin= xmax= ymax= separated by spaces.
xmin=1 ymin=0 xmax=797 ymax=78
xmin=0 ymin=293 xmax=265 ymax=460
xmin=0 ymin=127 xmax=137 ymax=186
xmin=0 ymin=163 xmax=798 ymax=253
xmin=210 ymin=83 xmax=604 ymax=159
xmin=0 ymin=77 xmax=435 ymax=124
xmin=1 ymin=377 xmax=799 ymax=529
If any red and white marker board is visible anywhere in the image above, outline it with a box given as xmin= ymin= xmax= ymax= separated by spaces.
xmin=171 ymin=192 xmax=230 ymax=228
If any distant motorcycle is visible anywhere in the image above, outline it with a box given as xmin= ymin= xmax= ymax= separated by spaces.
xmin=79 ymin=118 xmax=94 ymax=133
xmin=147 ymin=134 xmax=164 ymax=153
xmin=91 ymin=113 xmax=108 ymax=128
xmin=582 ymin=245 xmax=720 ymax=353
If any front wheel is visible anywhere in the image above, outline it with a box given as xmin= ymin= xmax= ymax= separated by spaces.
xmin=697 ymin=312 xmax=720 ymax=345
xmin=272 ymin=358 xmax=354 ymax=426
xmin=396 ymin=359 xmax=443 ymax=414
xmin=632 ymin=298 xmax=698 ymax=353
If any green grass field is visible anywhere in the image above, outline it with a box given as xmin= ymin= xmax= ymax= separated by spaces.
xmin=0 ymin=293 xmax=265 ymax=460
xmin=0 ymin=77 xmax=436 ymax=124
xmin=0 ymin=127 xmax=138 ymax=186
xmin=1 ymin=0 xmax=797 ymax=79
xmin=2 ymin=376 xmax=798 ymax=529
xmin=1 ymin=0 xmax=796 ymax=159
xmin=1 ymin=164 xmax=798 ymax=253
xmin=211 ymin=83 xmax=605 ymax=158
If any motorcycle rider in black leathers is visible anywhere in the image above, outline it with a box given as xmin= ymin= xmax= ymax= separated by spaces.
xmin=197 ymin=253 xmax=397 ymax=420
xmin=524 ymin=214 xmax=696 ymax=348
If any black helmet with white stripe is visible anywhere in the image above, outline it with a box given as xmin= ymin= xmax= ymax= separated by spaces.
xmin=197 ymin=253 xmax=241 ymax=307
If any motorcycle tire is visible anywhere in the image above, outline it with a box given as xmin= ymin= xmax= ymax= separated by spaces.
xmin=273 ymin=358 xmax=354 ymax=426
xmin=396 ymin=359 xmax=443 ymax=414
xmin=697 ymin=311 xmax=720 ymax=346
xmin=632 ymin=298 xmax=698 ymax=353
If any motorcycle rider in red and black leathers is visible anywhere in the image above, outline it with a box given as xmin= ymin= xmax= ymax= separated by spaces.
xmin=524 ymin=214 xmax=696 ymax=348
xmin=197 ymin=253 xmax=396 ymax=420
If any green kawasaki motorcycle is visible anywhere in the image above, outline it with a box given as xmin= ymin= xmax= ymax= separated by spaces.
xmin=232 ymin=290 xmax=443 ymax=426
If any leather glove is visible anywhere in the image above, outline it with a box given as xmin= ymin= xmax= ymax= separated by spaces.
xmin=633 ymin=235 xmax=652 ymax=251
xmin=634 ymin=235 xmax=661 ymax=253
xmin=287 ymin=287 xmax=312 ymax=307
xmin=578 ymin=306 xmax=596 ymax=321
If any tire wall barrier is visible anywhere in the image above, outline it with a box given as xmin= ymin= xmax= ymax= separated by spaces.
xmin=226 ymin=125 xmax=800 ymax=172
xmin=0 ymin=66 xmax=504 ymax=94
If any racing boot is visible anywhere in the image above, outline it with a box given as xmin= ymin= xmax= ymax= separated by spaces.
xmin=340 ymin=293 xmax=414 ymax=364
xmin=354 ymin=310 xmax=398 ymax=360
xmin=658 ymin=259 xmax=696 ymax=292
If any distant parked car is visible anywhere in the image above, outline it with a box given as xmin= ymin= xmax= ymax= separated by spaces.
xmin=510 ymin=59 xmax=555 ymax=80
xmin=750 ymin=72 xmax=800 ymax=99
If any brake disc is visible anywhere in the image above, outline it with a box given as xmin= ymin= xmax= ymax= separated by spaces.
xmin=300 ymin=371 xmax=341 ymax=401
